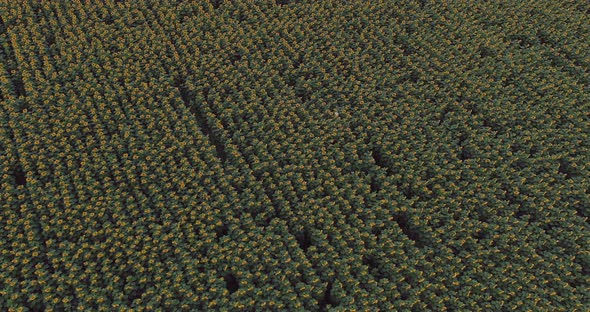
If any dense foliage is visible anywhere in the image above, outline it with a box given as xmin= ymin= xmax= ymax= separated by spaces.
xmin=1 ymin=0 xmax=589 ymax=310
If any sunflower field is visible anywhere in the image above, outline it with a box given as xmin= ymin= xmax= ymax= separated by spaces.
xmin=1 ymin=0 xmax=589 ymax=311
